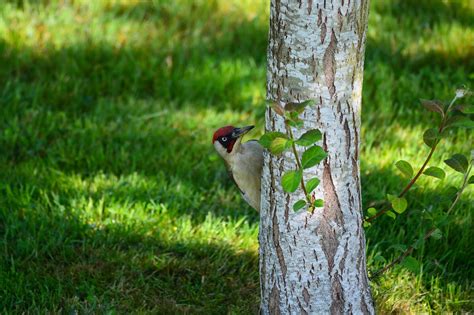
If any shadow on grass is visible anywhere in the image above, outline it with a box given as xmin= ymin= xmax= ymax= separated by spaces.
xmin=0 ymin=204 xmax=259 ymax=313
xmin=382 ymin=0 xmax=473 ymax=28
xmin=361 ymin=166 xmax=473 ymax=283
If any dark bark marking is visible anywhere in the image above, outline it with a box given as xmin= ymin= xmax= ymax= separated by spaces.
xmin=320 ymin=23 xmax=327 ymax=44
xmin=307 ymin=0 xmax=313 ymax=15
xmin=361 ymin=296 xmax=370 ymax=315
xmin=351 ymin=108 xmax=359 ymax=161
xmin=330 ymin=275 xmax=344 ymax=315
xmin=298 ymin=298 xmax=308 ymax=315
xmin=302 ymin=287 xmax=310 ymax=304
xmin=317 ymin=9 xmax=322 ymax=26
xmin=261 ymin=248 xmax=267 ymax=298
xmin=272 ymin=211 xmax=287 ymax=278
xmin=323 ymin=30 xmax=337 ymax=98
xmin=322 ymin=135 xmax=344 ymax=228
xmin=347 ymin=187 xmax=355 ymax=216
xmin=351 ymin=157 xmax=361 ymax=206
xmin=316 ymin=156 xmax=344 ymax=273
xmin=339 ymin=240 xmax=348 ymax=271
xmin=343 ymin=119 xmax=351 ymax=158
xmin=351 ymin=65 xmax=356 ymax=89
xmin=337 ymin=8 xmax=344 ymax=32
xmin=269 ymin=285 xmax=281 ymax=315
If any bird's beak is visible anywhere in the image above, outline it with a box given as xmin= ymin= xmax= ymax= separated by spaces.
xmin=231 ymin=125 xmax=254 ymax=139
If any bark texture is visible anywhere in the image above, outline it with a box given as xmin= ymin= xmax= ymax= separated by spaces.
xmin=260 ymin=0 xmax=374 ymax=313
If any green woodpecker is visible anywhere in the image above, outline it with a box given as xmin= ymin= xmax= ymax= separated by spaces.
xmin=212 ymin=125 xmax=263 ymax=211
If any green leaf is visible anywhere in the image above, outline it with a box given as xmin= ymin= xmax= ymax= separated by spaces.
xmin=454 ymin=104 xmax=474 ymax=114
xmin=367 ymin=207 xmax=377 ymax=217
xmin=423 ymin=128 xmax=439 ymax=148
xmin=286 ymin=118 xmax=304 ymax=128
xmin=395 ymin=160 xmax=413 ymax=178
xmin=306 ymin=178 xmax=320 ymax=193
xmin=269 ymin=137 xmax=292 ymax=155
xmin=420 ymin=99 xmax=444 ymax=116
xmin=313 ymin=199 xmax=324 ymax=207
xmin=402 ymin=256 xmax=421 ymax=273
xmin=469 ymin=175 xmax=474 ymax=185
xmin=293 ymin=200 xmax=307 ymax=212
xmin=281 ymin=170 xmax=302 ymax=193
xmin=295 ymin=129 xmax=322 ymax=146
xmin=430 ymin=228 xmax=443 ymax=240
xmin=259 ymin=132 xmax=287 ymax=149
xmin=285 ymin=99 xmax=315 ymax=113
xmin=387 ymin=194 xmax=408 ymax=214
xmin=444 ymin=154 xmax=468 ymax=173
xmin=363 ymin=221 xmax=371 ymax=228
xmin=450 ymin=116 xmax=474 ymax=129
xmin=423 ymin=166 xmax=446 ymax=180
xmin=301 ymin=146 xmax=327 ymax=169
xmin=446 ymin=116 xmax=474 ymax=129
xmin=445 ymin=186 xmax=459 ymax=199
xmin=385 ymin=210 xmax=396 ymax=219
xmin=284 ymin=112 xmax=304 ymax=128
xmin=289 ymin=111 xmax=299 ymax=120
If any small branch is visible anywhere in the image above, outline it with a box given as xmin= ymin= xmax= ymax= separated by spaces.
xmin=366 ymin=142 xmax=438 ymax=223
xmin=398 ymin=143 xmax=438 ymax=198
xmin=371 ymin=161 xmax=471 ymax=279
xmin=371 ymin=227 xmax=436 ymax=279
xmin=447 ymin=164 xmax=472 ymax=215
xmin=286 ymin=125 xmax=311 ymax=205
xmin=366 ymin=94 xmax=460 ymax=223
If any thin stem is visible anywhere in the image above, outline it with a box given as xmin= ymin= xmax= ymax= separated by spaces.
xmin=366 ymin=94 xmax=459 ymax=223
xmin=286 ymin=125 xmax=311 ymax=205
xmin=446 ymin=95 xmax=459 ymax=113
xmin=366 ymin=140 xmax=438 ymax=223
xmin=447 ymin=164 xmax=472 ymax=215
xmin=398 ymin=143 xmax=438 ymax=198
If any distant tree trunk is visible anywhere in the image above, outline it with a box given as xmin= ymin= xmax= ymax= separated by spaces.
xmin=260 ymin=0 xmax=373 ymax=314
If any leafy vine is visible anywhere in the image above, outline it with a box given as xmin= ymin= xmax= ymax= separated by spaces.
xmin=366 ymin=88 xmax=473 ymax=277
xmin=259 ymin=100 xmax=326 ymax=213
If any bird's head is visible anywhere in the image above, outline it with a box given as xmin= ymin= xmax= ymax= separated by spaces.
xmin=212 ymin=125 xmax=254 ymax=159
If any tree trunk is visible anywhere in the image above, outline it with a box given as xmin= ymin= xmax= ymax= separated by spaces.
xmin=260 ymin=0 xmax=373 ymax=314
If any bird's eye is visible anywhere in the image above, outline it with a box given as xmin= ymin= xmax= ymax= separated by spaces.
xmin=221 ymin=137 xmax=227 ymax=142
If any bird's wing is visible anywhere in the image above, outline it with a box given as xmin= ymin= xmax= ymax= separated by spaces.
xmin=224 ymin=162 xmax=245 ymax=195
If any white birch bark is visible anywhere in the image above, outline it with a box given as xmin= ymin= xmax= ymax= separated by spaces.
xmin=260 ymin=0 xmax=374 ymax=314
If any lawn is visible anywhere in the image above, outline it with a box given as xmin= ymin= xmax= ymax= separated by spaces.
xmin=0 ymin=0 xmax=472 ymax=313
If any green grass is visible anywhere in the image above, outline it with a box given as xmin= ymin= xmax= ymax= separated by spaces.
xmin=0 ymin=0 xmax=472 ymax=313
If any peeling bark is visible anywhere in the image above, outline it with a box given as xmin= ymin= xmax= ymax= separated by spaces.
xmin=260 ymin=0 xmax=374 ymax=313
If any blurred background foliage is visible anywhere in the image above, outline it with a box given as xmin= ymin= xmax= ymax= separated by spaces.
xmin=0 ymin=0 xmax=472 ymax=313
